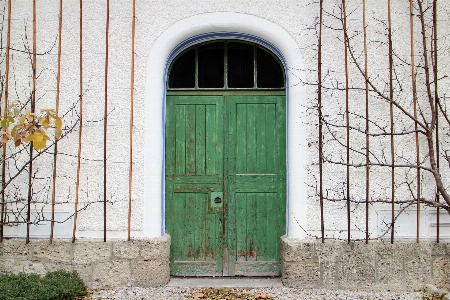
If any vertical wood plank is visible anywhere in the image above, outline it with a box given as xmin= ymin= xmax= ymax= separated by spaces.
xmin=185 ymin=193 xmax=195 ymax=261
xmin=175 ymin=104 xmax=186 ymax=174
xmin=193 ymin=193 xmax=205 ymax=260
xmin=256 ymin=193 xmax=268 ymax=261
xmin=173 ymin=193 xmax=185 ymax=260
xmin=186 ymin=105 xmax=196 ymax=174
xmin=205 ymin=105 xmax=216 ymax=175
xmin=256 ymin=103 xmax=266 ymax=173
xmin=265 ymin=104 xmax=276 ymax=174
xmin=236 ymin=192 xmax=246 ymax=261
xmin=196 ymin=105 xmax=206 ymax=175
xmin=247 ymin=104 xmax=257 ymax=173
xmin=205 ymin=208 xmax=216 ymax=260
xmin=236 ymin=103 xmax=247 ymax=174
xmin=247 ymin=193 xmax=257 ymax=261
xmin=225 ymin=96 xmax=236 ymax=276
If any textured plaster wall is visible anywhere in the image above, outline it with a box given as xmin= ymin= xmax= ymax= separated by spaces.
xmin=2 ymin=0 xmax=450 ymax=240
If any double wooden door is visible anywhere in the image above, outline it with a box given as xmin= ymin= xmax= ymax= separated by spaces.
xmin=165 ymin=91 xmax=286 ymax=276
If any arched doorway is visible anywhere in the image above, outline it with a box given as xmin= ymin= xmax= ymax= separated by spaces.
xmin=165 ymin=40 xmax=286 ymax=276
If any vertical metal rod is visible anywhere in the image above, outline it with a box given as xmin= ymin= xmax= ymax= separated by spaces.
xmin=27 ymin=0 xmax=37 ymax=244
xmin=50 ymin=0 xmax=63 ymax=244
xmin=410 ymin=0 xmax=420 ymax=244
xmin=104 ymin=0 xmax=110 ymax=243
xmin=363 ymin=0 xmax=370 ymax=244
xmin=318 ymin=0 xmax=324 ymax=243
xmin=1 ymin=0 xmax=12 ymax=243
xmin=342 ymin=0 xmax=350 ymax=243
xmin=388 ymin=0 xmax=395 ymax=244
xmin=432 ymin=0 xmax=440 ymax=243
xmin=128 ymin=0 xmax=136 ymax=241
xmin=73 ymin=0 xmax=82 ymax=243
xmin=223 ymin=44 xmax=227 ymax=89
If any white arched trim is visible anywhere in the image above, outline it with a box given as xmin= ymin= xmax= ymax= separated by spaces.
xmin=143 ymin=12 xmax=308 ymax=238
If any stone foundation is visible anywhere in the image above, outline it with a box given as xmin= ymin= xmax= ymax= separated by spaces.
xmin=281 ymin=235 xmax=450 ymax=291
xmin=3 ymin=234 xmax=449 ymax=290
xmin=0 ymin=235 xmax=170 ymax=289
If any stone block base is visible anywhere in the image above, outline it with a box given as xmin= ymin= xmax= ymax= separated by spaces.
xmin=0 ymin=235 xmax=170 ymax=289
xmin=281 ymin=235 xmax=450 ymax=291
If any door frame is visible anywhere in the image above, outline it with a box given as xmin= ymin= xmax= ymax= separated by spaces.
xmin=143 ymin=12 xmax=308 ymax=239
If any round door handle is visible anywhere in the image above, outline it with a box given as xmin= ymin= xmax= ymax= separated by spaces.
xmin=214 ymin=197 xmax=222 ymax=203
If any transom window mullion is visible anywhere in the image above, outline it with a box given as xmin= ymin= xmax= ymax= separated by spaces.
xmin=254 ymin=45 xmax=257 ymax=89
xmin=195 ymin=46 xmax=199 ymax=89
xmin=224 ymin=41 xmax=228 ymax=89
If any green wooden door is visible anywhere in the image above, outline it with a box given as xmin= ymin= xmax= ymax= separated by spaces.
xmin=165 ymin=92 xmax=286 ymax=276
xmin=224 ymin=95 xmax=286 ymax=276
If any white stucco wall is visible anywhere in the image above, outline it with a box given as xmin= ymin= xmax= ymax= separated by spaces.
xmin=2 ymin=0 xmax=449 ymax=240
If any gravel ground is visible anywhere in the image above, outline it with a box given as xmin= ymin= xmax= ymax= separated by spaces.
xmin=90 ymin=286 xmax=426 ymax=300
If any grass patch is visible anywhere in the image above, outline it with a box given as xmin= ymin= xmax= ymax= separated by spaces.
xmin=0 ymin=270 xmax=88 ymax=300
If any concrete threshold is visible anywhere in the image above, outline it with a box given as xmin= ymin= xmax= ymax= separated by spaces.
xmin=167 ymin=277 xmax=283 ymax=288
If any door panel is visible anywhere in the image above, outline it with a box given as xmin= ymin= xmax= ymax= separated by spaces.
xmin=225 ymin=95 xmax=286 ymax=276
xmin=165 ymin=96 xmax=224 ymax=276
xmin=166 ymin=93 xmax=285 ymax=276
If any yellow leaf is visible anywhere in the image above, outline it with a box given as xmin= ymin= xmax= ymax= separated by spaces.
xmin=33 ymin=140 xmax=46 ymax=150
xmin=39 ymin=117 xmax=50 ymax=129
xmin=27 ymin=132 xmax=36 ymax=142
xmin=55 ymin=117 xmax=62 ymax=130
xmin=29 ymin=130 xmax=49 ymax=150
xmin=19 ymin=115 xmax=26 ymax=125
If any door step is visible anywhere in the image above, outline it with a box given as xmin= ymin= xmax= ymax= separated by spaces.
xmin=167 ymin=277 xmax=283 ymax=288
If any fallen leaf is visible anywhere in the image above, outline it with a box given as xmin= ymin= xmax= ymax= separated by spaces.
xmin=193 ymin=292 xmax=205 ymax=299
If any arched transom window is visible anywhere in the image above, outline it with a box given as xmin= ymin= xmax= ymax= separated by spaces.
xmin=168 ymin=41 xmax=285 ymax=90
